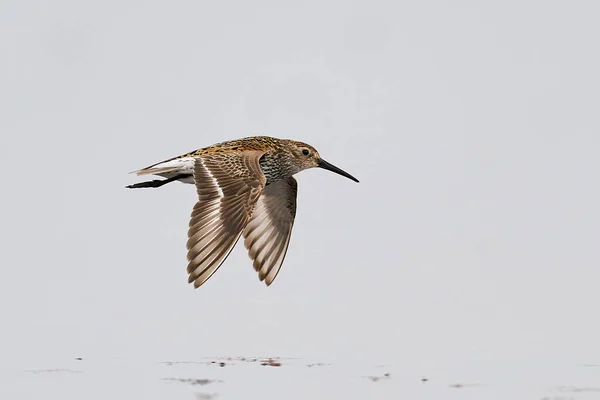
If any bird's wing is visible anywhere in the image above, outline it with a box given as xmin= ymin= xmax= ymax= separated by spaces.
xmin=242 ymin=176 xmax=297 ymax=286
xmin=187 ymin=150 xmax=267 ymax=288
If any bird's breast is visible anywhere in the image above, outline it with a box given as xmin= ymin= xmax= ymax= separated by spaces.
xmin=259 ymin=152 xmax=293 ymax=185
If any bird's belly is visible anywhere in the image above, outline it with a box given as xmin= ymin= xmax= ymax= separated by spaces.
xmin=178 ymin=175 xmax=195 ymax=184
xmin=156 ymin=172 xmax=195 ymax=184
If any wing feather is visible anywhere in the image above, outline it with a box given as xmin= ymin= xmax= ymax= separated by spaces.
xmin=186 ymin=151 xmax=266 ymax=288
xmin=243 ymin=177 xmax=297 ymax=286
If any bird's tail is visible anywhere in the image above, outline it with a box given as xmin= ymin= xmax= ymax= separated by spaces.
xmin=126 ymin=173 xmax=190 ymax=189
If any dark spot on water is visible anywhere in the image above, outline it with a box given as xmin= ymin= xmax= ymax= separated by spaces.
xmin=366 ymin=373 xmax=391 ymax=382
xmin=449 ymin=383 xmax=479 ymax=389
xmin=260 ymin=358 xmax=281 ymax=367
xmin=161 ymin=378 xmax=222 ymax=386
xmin=306 ymin=363 xmax=330 ymax=368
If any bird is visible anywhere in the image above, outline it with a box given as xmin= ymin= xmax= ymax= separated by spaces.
xmin=127 ymin=136 xmax=359 ymax=288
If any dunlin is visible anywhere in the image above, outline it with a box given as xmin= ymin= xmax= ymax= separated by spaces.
xmin=127 ymin=136 xmax=358 ymax=288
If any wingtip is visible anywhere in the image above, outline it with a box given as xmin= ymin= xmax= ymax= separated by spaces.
xmin=262 ymin=273 xmax=276 ymax=287
xmin=191 ymin=279 xmax=202 ymax=289
xmin=191 ymin=275 xmax=207 ymax=289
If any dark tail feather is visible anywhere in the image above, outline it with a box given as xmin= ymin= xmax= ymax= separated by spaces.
xmin=126 ymin=174 xmax=190 ymax=189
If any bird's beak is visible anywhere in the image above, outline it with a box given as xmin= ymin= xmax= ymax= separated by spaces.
xmin=318 ymin=159 xmax=359 ymax=183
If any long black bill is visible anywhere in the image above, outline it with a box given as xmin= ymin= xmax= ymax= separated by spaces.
xmin=318 ymin=159 xmax=359 ymax=183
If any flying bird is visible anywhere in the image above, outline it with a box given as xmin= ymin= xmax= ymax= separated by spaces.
xmin=127 ymin=136 xmax=358 ymax=288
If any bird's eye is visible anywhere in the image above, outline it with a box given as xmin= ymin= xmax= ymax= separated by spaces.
xmin=301 ymin=148 xmax=310 ymax=156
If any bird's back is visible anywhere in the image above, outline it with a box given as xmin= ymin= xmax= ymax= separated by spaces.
xmin=193 ymin=136 xmax=284 ymax=156
xmin=133 ymin=136 xmax=284 ymax=177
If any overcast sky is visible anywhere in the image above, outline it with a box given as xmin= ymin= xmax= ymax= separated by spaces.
xmin=1 ymin=0 xmax=599 ymax=396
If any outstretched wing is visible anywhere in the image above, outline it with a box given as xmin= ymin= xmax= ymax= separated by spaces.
xmin=187 ymin=151 xmax=267 ymax=288
xmin=242 ymin=176 xmax=297 ymax=286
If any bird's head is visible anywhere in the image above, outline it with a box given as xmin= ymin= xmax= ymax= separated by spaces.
xmin=283 ymin=140 xmax=359 ymax=183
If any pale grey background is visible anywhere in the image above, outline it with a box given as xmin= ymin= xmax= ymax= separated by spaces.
xmin=1 ymin=0 xmax=599 ymax=398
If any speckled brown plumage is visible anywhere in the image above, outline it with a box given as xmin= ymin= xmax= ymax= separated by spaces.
xmin=127 ymin=136 xmax=358 ymax=288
